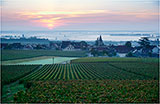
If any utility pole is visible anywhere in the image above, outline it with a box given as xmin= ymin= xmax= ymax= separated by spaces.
xmin=52 ymin=57 xmax=54 ymax=64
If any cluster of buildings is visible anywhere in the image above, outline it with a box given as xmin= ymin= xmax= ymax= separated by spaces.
xmin=1 ymin=36 xmax=88 ymax=51
xmin=50 ymin=41 xmax=88 ymax=51
xmin=1 ymin=35 xmax=159 ymax=58
xmin=88 ymin=36 xmax=159 ymax=58
xmin=1 ymin=36 xmax=50 ymax=50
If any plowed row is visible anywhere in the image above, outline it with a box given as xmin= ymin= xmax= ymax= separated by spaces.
xmin=20 ymin=63 xmax=155 ymax=82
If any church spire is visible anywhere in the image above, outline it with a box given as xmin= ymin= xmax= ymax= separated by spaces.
xmin=99 ymin=35 xmax=102 ymax=42
xmin=95 ymin=35 xmax=104 ymax=46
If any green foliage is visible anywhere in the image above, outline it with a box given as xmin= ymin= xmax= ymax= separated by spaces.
xmin=126 ymin=52 xmax=134 ymax=57
xmin=102 ymin=50 xmax=108 ymax=55
xmin=2 ymin=50 xmax=87 ymax=61
xmin=2 ymin=82 xmax=25 ymax=103
xmin=20 ymin=61 xmax=158 ymax=82
xmin=95 ymin=40 xmax=98 ymax=46
xmin=2 ymin=57 xmax=159 ymax=103
xmin=138 ymin=37 xmax=150 ymax=48
xmin=71 ymin=57 xmax=158 ymax=63
xmin=90 ymin=49 xmax=98 ymax=56
xmin=109 ymin=62 xmax=158 ymax=79
xmin=80 ymin=41 xmax=88 ymax=50
xmin=125 ymin=41 xmax=132 ymax=47
xmin=2 ymin=65 xmax=39 ymax=85
xmin=24 ymin=81 xmax=33 ymax=89
xmin=14 ymin=80 xmax=158 ymax=103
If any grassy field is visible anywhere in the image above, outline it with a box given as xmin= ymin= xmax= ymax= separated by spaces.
xmin=1 ymin=57 xmax=159 ymax=103
xmin=2 ymin=50 xmax=87 ymax=61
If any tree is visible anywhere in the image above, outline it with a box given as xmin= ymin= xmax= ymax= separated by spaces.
xmin=126 ymin=52 xmax=134 ymax=57
xmin=138 ymin=37 xmax=152 ymax=55
xmin=138 ymin=37 xmax=150 ymax=48
xmin=125 ymin=41 xmax=132 ymax=47
xmin=95 ymin=39 xmax=98 ymax=46
xmin=80 ymin=41 xmax=87 ymax=46
xmin=80 ymin=41 xmax=87 ymax=50
xmin=90 ymin=49 xmax=98 ymax=57
xmin=103 ymin=50 xmax=108 ymax=56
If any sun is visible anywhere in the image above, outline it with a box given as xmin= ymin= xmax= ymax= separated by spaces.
xmin=47 ymin=24 xmax=54 ymax=30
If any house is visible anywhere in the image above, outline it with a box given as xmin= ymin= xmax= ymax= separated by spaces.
xmin=11 ymin=43 xmax=23 ymax=49
xmin=152 ymin=46 xmax=159 ymax=54
xmin=133 ymin=45 xmax=159 ymax=57
xmin=90 ymin=46 xmax=116 ymax=57
xmin=87 ymin=53 xmax=94 ymax=57
xmin=112 ymin=45 xmax=134 ymax=53
xmin=151 ymin=46 xmax=159 ymax=57
xmin=71 ymin=42 xmax=81 ymax=51
xmin=92 ymin=46 xmax=109 ymax=52
xmin=23 ymin=44 xmax=33 ymax=50
xmin=1 ymin=43 xmax=8 ymax=49
xmin=63 ymin=44 xmax=75 ymax=51
xmin=61 ymin=41 xmax=82 ymax=51
xmin=50 ymin=42 xmax=61 ymax=50
xmin=61 ymin=41 xmax=71 ymax=49
xmin=111 ymin=45 xmax=134 ymax=57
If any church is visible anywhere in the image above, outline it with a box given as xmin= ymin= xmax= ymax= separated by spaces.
xmin=95 ymin=35 xmax=104 ymax=46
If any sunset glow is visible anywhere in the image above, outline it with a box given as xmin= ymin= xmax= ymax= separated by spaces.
xmin=2 ymin=0 xmax=159 ymax=31
xmin=17 ymin=10 xmax=108 ymax=29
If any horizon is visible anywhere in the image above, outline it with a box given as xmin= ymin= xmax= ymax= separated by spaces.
xmin=1 ymin=30 xmax=158 ymax=41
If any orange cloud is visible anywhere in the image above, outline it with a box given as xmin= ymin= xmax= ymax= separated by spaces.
xmin=32 ymin=17 xmax=65 ymax=29
xmin=16 ymin=10 xmax=106 ymax=29
xmin=16 ymin=10 xmax=159 ymax=30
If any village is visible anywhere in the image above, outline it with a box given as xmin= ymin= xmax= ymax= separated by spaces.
xmin=1 ymin=35 xmax=159 ymax=58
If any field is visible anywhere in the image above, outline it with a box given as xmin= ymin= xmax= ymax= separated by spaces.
xmin=1 ymin=65 xmax=40 ymax=85
xmin=1 ymin=57 xmax=159 ymax=103
xmin=1 ymin=65 xmax=40 ymax=102
xmin=2 ymin=56 xmax=79 ymax=65
xmin=19 ymin=63 xmax=157 ymax=82
xmin=109 ymin=62 xmax=158 ymax=79
xmin=2 ymin=50 xmax=87 ymax=61
xmin=71 ymin=57 xmax=159 ymax=63
xmin=14 ymin=80 xmax=158 ymax=103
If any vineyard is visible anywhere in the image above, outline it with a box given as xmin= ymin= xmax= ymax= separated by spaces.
xmin=14 ymin=80 xmax=158 ymax=103
xmin=109 ymin=62 xmax=159 ymax=79
xmin=1 ymin=57 xmax=159 ymax=103
xmin=71 ymin=57 xmax=159 ymax=63
xmin=2 ymin=65 xmax=40 ymax=85
xmin=19 ymin=63 xmax=157 ymax=82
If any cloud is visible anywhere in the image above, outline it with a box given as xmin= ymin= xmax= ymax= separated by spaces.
xmin=15 ymin=10 xmax=107 ymax=29
xmin=2 ymin=8 xmax=159 ymax=31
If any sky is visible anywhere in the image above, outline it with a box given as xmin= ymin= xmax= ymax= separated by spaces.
xmin=1 ymin=0 xmax=159 ymax=32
